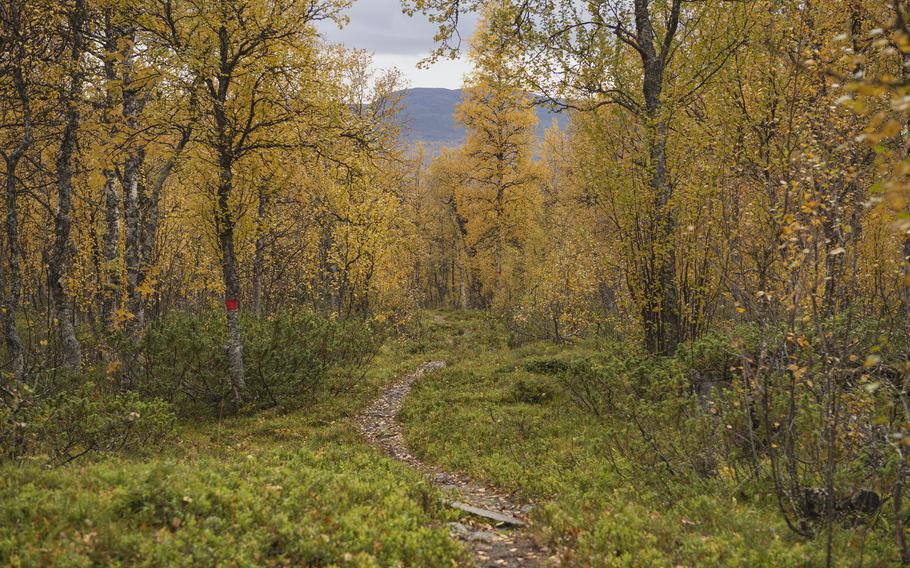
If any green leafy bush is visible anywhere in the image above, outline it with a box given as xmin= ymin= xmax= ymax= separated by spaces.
xmin=242 ymin=311 xmax=379 ymax=405
xmin=134 ymin=313 xmax=231 ymax=414
xmin=0 ymin=384 xmax=34 ymax=461
xmin=675 ymin=331 xmax=738 ymax=384
xmin=135 ymin=309 xmax=380 ymax=415
xmin=1 ymin=375 xmax=174 ymax=466
xmin=523 ymin=357 xmax=570 ymax=375
xmin=35 ymin=383 xmax=175 ymax=466
xmin=504 ymin=373 xmax=560 ymax=404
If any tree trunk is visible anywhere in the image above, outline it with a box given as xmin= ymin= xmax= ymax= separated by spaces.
xmin=459 ymin=261 xmax=469 ymax=309
xmin=0 ymin=1 xmax=33 ymax=381
xmin=99 ymin=15 xmax=123 ymax=328
xmin=0 ymin=20 xmax=29 ymax=378
xmin=100 ymin=170 xmax=120 ymax=325
xmin=252 ymin=188 xmax=267 ymax=318
xmin=2 ymin=156 xmax=25 ymax=379
xmin=217 ymin=152 xmax=245 ymax=402
xmin=50 ymin=129 xmax=82 ymax=369
xmin=118 ymin=26 xmax=148 ymax=337
xmin=213 ymin=23 xmax=246 ymax=402
xmin=122 ymin=148 xmax=145 ymax=331
xmin=140 ymin=127 xmax=190 ymax=323
xmin=635 ymin=0 xmax=681 ymax=355
xmin=116 ymin=149 xmax=145 ymax=393
xmin=49 ymin=0 xmax=86 ymax=370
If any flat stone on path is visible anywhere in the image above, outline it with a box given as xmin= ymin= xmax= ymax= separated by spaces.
xmin=449 ymin=501 xmax=527 ymax=527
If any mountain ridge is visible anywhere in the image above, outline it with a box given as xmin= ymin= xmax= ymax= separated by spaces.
xmin=396 ymin=87 xmax=568 ymax=153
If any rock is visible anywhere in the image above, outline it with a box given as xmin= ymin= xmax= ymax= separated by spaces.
xmin=450 ymin=501 xmax=527 ymax=527
xmin=469 ymin=531 xmax=497 ymax=544
xmin=447 ymin=522 xmax=473 ymax=538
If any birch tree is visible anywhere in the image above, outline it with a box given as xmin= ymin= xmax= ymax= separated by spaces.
xmin=405 ymin=0 xmax=750 ymax=353
xmin=146 ymin=0 xmax=350 ymax=401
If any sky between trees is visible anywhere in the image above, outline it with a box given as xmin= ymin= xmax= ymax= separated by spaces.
xmin=318 ymin=0 xmax=477 ymax=89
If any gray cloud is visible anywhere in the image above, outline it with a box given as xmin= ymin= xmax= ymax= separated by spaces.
xmin=318 ymin=0 xmax=478 ymax=88
xmin=320 ymin=0 xmax=477 ymax=56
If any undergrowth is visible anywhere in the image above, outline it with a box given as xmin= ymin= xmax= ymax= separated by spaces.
xmin=0 ymin=312 xmax=468 ymax=567
xmin=399 ymin=311 xmax=899 ymax=567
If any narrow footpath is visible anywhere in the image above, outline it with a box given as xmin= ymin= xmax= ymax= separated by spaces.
xmin=356 ymin=361 xmax=552 ymax=567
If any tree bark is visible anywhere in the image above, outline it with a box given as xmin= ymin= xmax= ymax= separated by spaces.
xmin=0 ymin=7 xmax=31 ymax=379
xmin=98 ymin=13 xmax=123 ymax=328
xmin=99 ymin=170 xmax=120 ymax=325
xmin=2 ymin=155 xmax=25 ymax=380
xmin=49 ymin=0 xmax=86 ymax=370
xmin=122 ymin=147 xmax=145 ymax=330
xmin=139 ymin=127 xmax=190 ymax=323
xmin=206 ymin=21 xmax=248 ymax=402
xmin=117 ymin=24 xmax=148 ymax=337
xmin=217 ymin=152 xmax=246 ymax=401
xmin=634 ymin=0 xmax=681 ymax=355
xmin=252 ymin=188 xmax=267 ymax=318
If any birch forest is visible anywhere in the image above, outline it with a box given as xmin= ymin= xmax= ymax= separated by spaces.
xmin=3 ymin=0 xmax=910 ymax=566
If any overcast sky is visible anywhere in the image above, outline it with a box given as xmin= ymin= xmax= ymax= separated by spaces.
xmin=318 ymin=0 xmax=478 ymax=90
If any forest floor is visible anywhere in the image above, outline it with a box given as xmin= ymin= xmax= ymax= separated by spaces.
xmin=0 ymin=310 xmax=895 ymax=566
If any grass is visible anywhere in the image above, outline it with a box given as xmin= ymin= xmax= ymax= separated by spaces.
xmin=1 ymin=309 xmax=897 ymax=566
xmin=398 ymin=310 xmax=897 ymax=567
xmin=0 ymin=331 xmax=469 ymax=567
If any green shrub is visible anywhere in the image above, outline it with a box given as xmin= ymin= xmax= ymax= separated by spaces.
xmin=556 ymin=359 xmax=616 ymax=418
xmin=0 ymin=384 xmax=34 ymax=461
xmin=675 ymin=331 xmax=738 ymax=384
xmin=0 ymin=444 xmax=465 ymax=567
xmin=136 ymin=309 xmax=380 ymax=416
xmin=523 ymin=357 xmax=570 ymax=375
xmin=242 ymin=311 xmax=379 ymax=405
xmin=35 ymin=383 xmax=175 ymax=466
xmin=134 ymin=312 xmax=231 ymax=414
xmin=551 ymin=348 xmax=685 ymax=419
xmin=504 ymin=373 xmax=560 ymax=404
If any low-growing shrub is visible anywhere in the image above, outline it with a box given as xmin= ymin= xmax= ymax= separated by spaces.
xmin=504 ymin=373 xmax=560 ymax=404
xmin=556 ymin=359 xmax=615 ymax=418
xmin=3 ymin=308 xmax=381 ymax=464
xmin=675 ymin=331 xmax=738 ymax=384
xmin=134 ymin=308 xmax=381 ymax=416
xmin=134 ymin=312 xmax=231 ymax=414
xmin=0 ymin=384 xmax=34 ymax=461
xmin=242 ymin=311 xmax=379 ymax=404
xmin=523 ymin=357 xmax=570 ymax=375
xmin=551 ymin=347 xmax=685 ymax=419
xmin=35 ymin=383 xmax=175 ymax=466
xmin=0 ymin=444 xmax=467 ymax=566
xmin=2 ymin=366 xmax=176 ymax=465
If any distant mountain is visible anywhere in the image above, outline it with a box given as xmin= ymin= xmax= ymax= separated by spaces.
xmin=396 ymin=87 xmax=569 ymax=154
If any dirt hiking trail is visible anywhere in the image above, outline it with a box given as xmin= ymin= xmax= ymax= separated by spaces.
xmin=356 ymin=361 xmax=553 ymax=567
